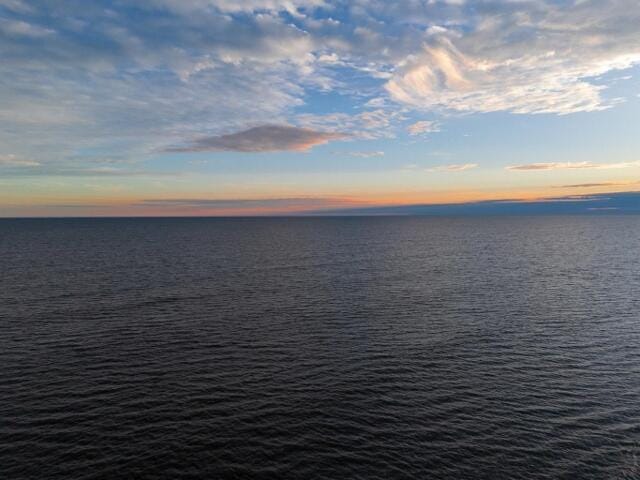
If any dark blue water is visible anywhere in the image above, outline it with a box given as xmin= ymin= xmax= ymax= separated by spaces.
xmin=2 ymin=216 xmax=640 ymax=479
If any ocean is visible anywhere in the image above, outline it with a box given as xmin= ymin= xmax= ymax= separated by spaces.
xmin=1 ymin=216 xmax=640 ymax=479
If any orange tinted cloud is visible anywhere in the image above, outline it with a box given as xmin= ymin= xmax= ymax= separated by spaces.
xmin=507 ymin=161 xmax=640 ymax=171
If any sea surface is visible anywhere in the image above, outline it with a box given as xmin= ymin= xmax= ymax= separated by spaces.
xmin=1 ymin=216 xmax=640 ymax=479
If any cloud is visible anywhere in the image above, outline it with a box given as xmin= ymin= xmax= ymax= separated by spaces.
xmin=555 ymin=182 xmax=637 ymax=188
xmin=0 ymin=154 xmax=39 ymax=167
xmin=308 ymin=192 xmax=640 ymax=216
xmin=0 ymin=0 xmax=326 ymax=166
xmin=0 ymin=163 xmax=176 ymax=177
xmin=136 ymin=196 xmax=362 ymax=212
xmin=0 ymin=18 xmax=55 ymax=37
xmin=1 ymin=0 xmax=640 ymax=174
xmin=1 ymin=195 xmax=363 ymax=217
xmin=165 ymin=125 xmax=346 ymax=153
xmin=0 ymin=0 xmax=33 ymax=13
xmin=507 ymin=161 xmax=640 ymax=171
xmin=297 ymin=109 xmax=403 ymax=140
xmin=150 ymin=0 xmax=326 ymax=15
xmin=385 ymin=3 xmax=640 ymax=115
xmin=408 ymin=120 xmax=440 ymax=135
xmin=346 ymin=151 xmax=384 ymax=158
xmin=428 ymin=163 xmax=478 ymax=172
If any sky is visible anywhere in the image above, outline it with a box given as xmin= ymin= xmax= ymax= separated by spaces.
xmin=1 ymin=0 xmax=640 ymax=216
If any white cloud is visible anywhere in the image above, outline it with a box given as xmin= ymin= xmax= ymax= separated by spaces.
xmin=1 ymin=0 xmax=640 ymax=173
xmin=150 ymin=0 xmax=326 ymax=15
xmin=0 ymin=0 xmax=33 ymax=13
xmin=297 ymin=108 xmax=404 ymax=139
xmin=428 ymin=163 xmax=478 ymax=172
xmin=386 ymin=2 xmax=640 ymax=114
xmin=408 ymin=120 xmax=440 ymax=135
xmin=0 ymin=18 xmax=55 ymax=37
xmin=387 ymin=40 xmax=638 ymax=115
xmin=0 ymin=154 xmax=40 ymax=167
xmin=347 ymin=151 xmax=384 ymax=158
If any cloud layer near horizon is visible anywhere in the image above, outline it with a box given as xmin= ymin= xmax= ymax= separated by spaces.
xmin=308 ymin=192 xmax=640 ymax=216
xmin=136 ymin=196 xmax=361 ymax=211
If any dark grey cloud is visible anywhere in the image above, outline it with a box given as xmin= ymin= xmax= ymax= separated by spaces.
xmin=164 ymin=125 xmax=346 ymax=153
xmin=555 ymin=182 xmax=636 ymax=188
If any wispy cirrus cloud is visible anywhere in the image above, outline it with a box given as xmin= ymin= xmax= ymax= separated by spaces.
xmin=0 ymin=163 xmax=176 ymax=177
xmin=346 ymin=151 xmax=384 ymax=158
xmin=150 ymin=0 xmax=327 ymax=15
xmin=386 ymin=1 xmax=640 ymax=115
xmin=164 ymin=125 xmax=346 ymax=153
xmin=434 ymin=163 xmax=478 ymax=172
xmin=428 ymin=163 xmax=478 ymax=172
xmin=408 ymin=120 xmax=440 ymax=135
xmin=507 ymin=161 xmax=640 ymax=171
xmin=0 ymin=18 xmax=54 ymax=37
xmin=0 ymin=154 xmax=39 ymax=167
xmin=297 ymin=108 xmax=403 ymax=140
xmin=402 ymin=162 xmax=477 ymax=172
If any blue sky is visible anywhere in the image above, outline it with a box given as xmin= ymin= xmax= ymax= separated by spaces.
xmin=1 ymin=0 xmax=640 ymax=216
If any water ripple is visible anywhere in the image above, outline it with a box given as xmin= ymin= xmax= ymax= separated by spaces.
xmin=1 ymin=216 xmax=640 ymax=479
